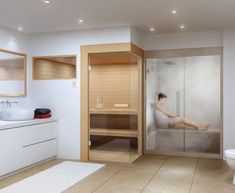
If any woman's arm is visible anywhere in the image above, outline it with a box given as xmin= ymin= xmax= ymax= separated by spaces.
xmin=156 ymin=104 xmax=177 ymax=118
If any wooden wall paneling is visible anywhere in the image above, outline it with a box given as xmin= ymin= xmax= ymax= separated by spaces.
xmin=130 ymin=43 xmax=145 ymax=58
xmin=89 ymin=63 xmax=138 ymax=110
xmin=33 ymin=58 xmax=76 ymax=80
xmin=81 ymin=46 xmax=89 ymax=161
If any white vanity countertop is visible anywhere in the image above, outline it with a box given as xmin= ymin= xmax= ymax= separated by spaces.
xmin=0 ymin=117 xmax=57 ymax=130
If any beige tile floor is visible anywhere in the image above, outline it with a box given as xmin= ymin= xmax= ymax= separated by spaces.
xmin=0 ymin=155 xmax=235 ymax=193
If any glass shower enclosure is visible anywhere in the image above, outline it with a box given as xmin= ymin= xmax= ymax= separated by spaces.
xmin=145 ymin=54 xmax=221 ymax=156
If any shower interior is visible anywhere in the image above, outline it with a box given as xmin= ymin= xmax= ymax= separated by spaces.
xmin=145 ymin=54 xmax=221 ymax=156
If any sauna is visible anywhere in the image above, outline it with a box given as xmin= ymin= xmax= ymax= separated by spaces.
xmin=80 ymin=43 xmax=144 ymax=163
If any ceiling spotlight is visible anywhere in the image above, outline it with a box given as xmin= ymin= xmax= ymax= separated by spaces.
xmin=149 ymin=27 xmax=155 ymax=32
xmin=44 ymin=0 xmax=51 ymax=4
xmin=18 ymin=26 xmax=23 ymax=31
xmin=171 ymin=10 xmax=177 ymax=14
xmin=78 ymin=19 xmax=84 ymax=24
xmin=180 ymin=25 xmax=185 ymax=29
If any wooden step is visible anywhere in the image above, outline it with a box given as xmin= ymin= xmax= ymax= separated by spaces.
xmin=89 ymin=150 xmax=140 ymax=163
xmin=90 ymin=128 xmax=138 ymax=138
xmin=89 ymin=108 xmax=138 ymax=115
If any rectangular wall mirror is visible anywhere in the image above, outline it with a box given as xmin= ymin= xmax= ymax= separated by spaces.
xmin=0 ymin=49 xmax=27 ymax=97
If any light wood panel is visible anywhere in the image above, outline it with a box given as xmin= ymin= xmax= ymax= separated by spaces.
xmin=44 ymin=57 xmax=76 ymax=65
xmin=33 ymin=57 xmax=76 ymax=80
xmin=131 ymin=43 xmax=145 ymax=58
xmin=90 ymin=128 xmax=138 ymax=138
xmin=90 ymin=114 xmax=137 ymax=130
xmin=89 ymin=150 xmax=140 ymax=163
xmin=90 ymin=108 xmax=138 ymax=115
xmin=89 ymin=62 xmax=138 ymax=110
xmin=89 ymin=52 xmax=138 ymax=65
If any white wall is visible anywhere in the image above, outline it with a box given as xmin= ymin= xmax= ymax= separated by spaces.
xmin=1 ymin=25 xmax=234 ymax=159
xmin=0 ymin=26 xmax=29 ymax=109
xmin=130 ymin=26 xmax=143 ymax=49
xmin=28 ymin=26 xmax=131 ymax=160
xmin=143 ymin=31 xmax=223 ymax=50
xmin=223 ymin=29 xmax=235 ymax=152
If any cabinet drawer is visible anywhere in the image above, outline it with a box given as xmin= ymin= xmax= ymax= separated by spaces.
xmin=23 ymin=139 xmax=57 ymax=165
xmin=22 ymin=122 xmax=57 ymax=146
xmin=0 ymin=128 xmax=24 ymax=176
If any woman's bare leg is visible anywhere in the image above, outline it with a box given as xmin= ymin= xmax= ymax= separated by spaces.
xmin=173 ymin=123 xmax=196 ymax=130
xmin=183 ymin=118 xmax=210 ymax=130
xmin=169 ymin=117 xmax=209 ymax=130
xmin=181 ymin=118 xmax=200 ymax=129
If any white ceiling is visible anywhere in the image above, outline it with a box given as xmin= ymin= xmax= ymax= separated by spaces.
xmin=0 ymin=0 xmax=235 ymax=34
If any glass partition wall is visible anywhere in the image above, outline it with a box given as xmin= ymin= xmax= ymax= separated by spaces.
xmin=145 ymin=52 xmax=222 ymax=157
xmin=88 ymin=52 xmax=142 ymax=163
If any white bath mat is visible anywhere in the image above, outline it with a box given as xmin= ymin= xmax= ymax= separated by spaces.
xmin=0 ymin=161 xmax=105 ymax=193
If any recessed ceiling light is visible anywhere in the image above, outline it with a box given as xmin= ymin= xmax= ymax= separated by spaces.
xmin=149 ymin=27 xmax=155 ymax=32
xmin=180 ymin=25 xmax=185 ymax=29
xmin=171 ymin=10 xmax=177 ymax=14
xmin=78 ymin=19 xmax=84 ymax=24
xmin=18 ymin=26 xmax=23 ymax=31
xmin=44 ymin=0 xmax=51 ymax=4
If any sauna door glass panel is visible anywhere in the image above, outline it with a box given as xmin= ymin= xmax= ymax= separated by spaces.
xmin=146 ymin=58 xmax=185 ymax=153
xmin=88 ymin=52 xmax=139 ymax=163
xmin=184 ymin=55 xmax=221 ymax=154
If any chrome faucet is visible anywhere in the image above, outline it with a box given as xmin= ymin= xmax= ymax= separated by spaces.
xmin=5 ymin=101 xmax=18 ymax=107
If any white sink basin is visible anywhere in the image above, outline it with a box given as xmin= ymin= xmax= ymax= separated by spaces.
xmin=1 ymin=108 xmax=35 ymax=121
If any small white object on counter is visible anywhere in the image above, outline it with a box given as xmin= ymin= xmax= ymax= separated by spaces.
xmin=1 ymin=108 xmax=35 ymax=121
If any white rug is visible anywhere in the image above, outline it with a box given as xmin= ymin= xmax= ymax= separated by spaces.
xmin=0 ymin=161 xmax=105 ymax=193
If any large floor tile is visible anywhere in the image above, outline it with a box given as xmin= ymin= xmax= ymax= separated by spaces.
xmin=190 ymin=158 xmax=235 ymax=193
xmin=93 ymin=156 xmax=166 ymax=193
xmin=142 ymin=157 xmax=197 ymax=193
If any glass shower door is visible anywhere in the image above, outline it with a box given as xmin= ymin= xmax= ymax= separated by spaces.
xmin=145 ymin=57 xmax=185 ymax=153
xmin=184 ymin=55 xmax=221 ymax=154
xmin=145 ymin=55 xmax=221 ymax=156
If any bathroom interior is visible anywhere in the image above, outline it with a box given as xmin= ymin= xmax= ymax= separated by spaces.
xmin=0 ymin=0 xmax=235 ymax=193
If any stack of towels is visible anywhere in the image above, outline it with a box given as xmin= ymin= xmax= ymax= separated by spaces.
xmin=34 ymin=108 xmax=52 ymax=119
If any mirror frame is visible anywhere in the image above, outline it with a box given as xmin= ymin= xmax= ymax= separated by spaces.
xmin=0 ymin=49 xmax=27 ymax=97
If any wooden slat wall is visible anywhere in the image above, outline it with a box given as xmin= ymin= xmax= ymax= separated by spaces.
xmin=90 ymin=114 xmax=138 ymax=130
xmin=0 ymin=59 xmax=24 ymax=80
xmin=33 ymin=59 xmax=76 ymax=80
xmin=89 ymin=52 xmax=138 ymax=65
xmin=89 ymin=63 xmax=138 ymax=110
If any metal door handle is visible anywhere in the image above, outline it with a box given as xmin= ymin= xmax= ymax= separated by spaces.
xmin=176 ymin=91 xmax=180 ymax=116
